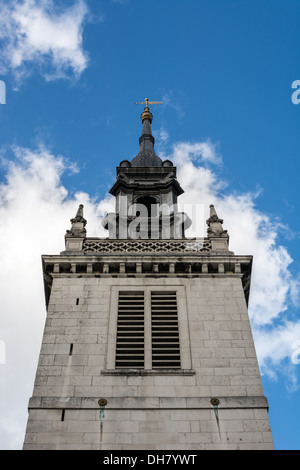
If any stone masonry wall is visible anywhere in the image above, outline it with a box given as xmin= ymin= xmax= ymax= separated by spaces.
xmin=23 ymin=275 xmax=274 ymax=450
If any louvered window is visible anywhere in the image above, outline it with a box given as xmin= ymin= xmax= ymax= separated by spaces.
xmin=115 ymin=291 xmax=145 ymax=368
xmin=151 ymin=291 xmax=181 ymax=369
xmin=115 ymin=290 xmax=181 ymax=369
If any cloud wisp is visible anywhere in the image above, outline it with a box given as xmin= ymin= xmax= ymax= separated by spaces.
xmin=0 ymin=0 xmax=89 ymax=85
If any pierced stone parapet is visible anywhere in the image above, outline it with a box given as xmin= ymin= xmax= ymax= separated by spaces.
xmin=82 ymin=238 xmax=212 ymax=254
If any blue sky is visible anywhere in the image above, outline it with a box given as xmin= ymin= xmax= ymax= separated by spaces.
xmin=0 ymin=0 xmax=299 ymax=450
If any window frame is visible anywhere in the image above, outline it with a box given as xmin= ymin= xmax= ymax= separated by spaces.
xmin=105 ymin=284 xmax=192 ymax=372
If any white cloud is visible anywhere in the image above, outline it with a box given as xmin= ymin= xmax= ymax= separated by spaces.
xmin=173 ymin=140 xmax=222 ymax=166
xmin=0 ymin=145 xmax=101 ymax=449
xmin=253 ymin=322 xmax=300 ymax=391
xmin=0 ymin=0 xmax=89 ymax=83
xmin=170 ymin=139 xmax=300 ymax=383
xmin=171 ymin=140 xmax=298 ymax=319
xmin=0 ymin=139 xmax=299 ymax=448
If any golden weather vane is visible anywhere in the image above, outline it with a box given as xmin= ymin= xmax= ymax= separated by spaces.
xmin=135 ymin=98 xmax=163 ymax=107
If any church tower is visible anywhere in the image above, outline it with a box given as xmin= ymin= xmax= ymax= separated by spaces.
xmin=23 ymin=102 xmax=274 ymax=450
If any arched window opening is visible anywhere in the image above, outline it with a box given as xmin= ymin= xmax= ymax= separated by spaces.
xmin=136 ymin=196 xmax=158 ymax=217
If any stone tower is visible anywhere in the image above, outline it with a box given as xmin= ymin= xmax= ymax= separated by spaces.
xmin=23 ymin=104 xmax=274 ymax=450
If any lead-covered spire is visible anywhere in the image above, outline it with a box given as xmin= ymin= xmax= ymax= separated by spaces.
xmin=130 ymin=100 xmax=163 ymax=167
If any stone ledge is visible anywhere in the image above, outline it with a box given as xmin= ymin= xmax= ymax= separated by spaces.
xmin=101 ymin=369 xmax=196 ymax=376
xmin=28 ymin=395 xmax=269 ymax=411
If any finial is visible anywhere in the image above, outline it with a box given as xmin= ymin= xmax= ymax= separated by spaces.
xmin=206 ymin=204 xmax=228 ymax=238
xmin=135 ymin=98 xmax=163 ymax=124
xmin=66 ymin=204 xmax=87 ymax=237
